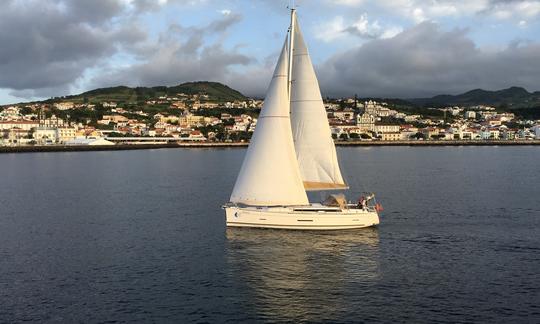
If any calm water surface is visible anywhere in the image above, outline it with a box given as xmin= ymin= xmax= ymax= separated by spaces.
xmin=0 ymin=147 xmax=539 ymax=323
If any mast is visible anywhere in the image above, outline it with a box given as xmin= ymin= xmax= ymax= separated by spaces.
xmin=288 ymin=8 xmax=296 ymax=100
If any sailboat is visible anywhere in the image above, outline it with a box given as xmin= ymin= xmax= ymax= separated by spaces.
xmin=223 ymin=8 xmax=380 ymax=230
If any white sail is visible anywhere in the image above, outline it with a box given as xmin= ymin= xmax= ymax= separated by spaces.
xmin=230 ymin=39 xmax=309 ymax=206
xmin=290 ymin=15 xmax=347 ymax=191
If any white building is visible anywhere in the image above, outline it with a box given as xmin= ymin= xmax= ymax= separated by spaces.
xmin=404 ymin=115 xmax=421 ymax=122
xmin=465 ymin=111 xmax=476 ymax=119
xmin=66 ymin=137 xmax=114 ymax=145
xmin=357 ymin=113 xmax=375 ymax=132
xmin=54 ymin=102 xmax=75 ymax=110
xmin=0 ymin=120 xmax=39 ymax=131
xmin=33 ymin=127 xmax=57 ymax=144
xmin=533 ymin=125 xmax=540 ymax=139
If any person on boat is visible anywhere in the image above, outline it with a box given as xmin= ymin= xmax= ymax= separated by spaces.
xmin=358 ymin=196 xmax=366 ymax=209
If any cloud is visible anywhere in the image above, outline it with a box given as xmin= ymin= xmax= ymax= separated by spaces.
xmin=329 ymin=0 xmax=540 ymax=22
xmin=315 ymin=14 xmax=402 ymax=42
xmin=318 ymin=21 xmax=540 ymax=97
xmin=1 ymin=0 xmax=539 ymax=103
xmin=91 ymin=11 xmax=254 ymax=89
xmin=329 ymin=0 xmax=366 ymax=5
xmin=0 ymin=0 xmax=146 ymax=98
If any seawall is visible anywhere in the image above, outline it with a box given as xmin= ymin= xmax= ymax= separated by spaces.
xmin=1 ymin=140 xmax=539 ymax=154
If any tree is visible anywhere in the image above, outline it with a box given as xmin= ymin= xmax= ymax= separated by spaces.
xmin=20 ymin=107 xmax=33 ymax=115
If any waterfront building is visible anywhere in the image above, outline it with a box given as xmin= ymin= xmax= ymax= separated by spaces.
xmin=66 ymin=137 xmax=114 ymax=146
xmin=33 ymin=127 xmax=57 ymax=144
xmin=380 ymin=132 xmax=401 ymax=141
xmin=188 ymin=130 xmax=207 ymax=140
xmin=399 ymin=125 xmax=418 ymax=140
xmin=56 ymin=126 xmax=77 ymax=143
xmin=501 ymin=129 xmax=517 ymax=140
xmin=479 ymin=128 xmax=500 ymax=140
xmin=421 ymin=127 xmax=440 ymax=139
xmin=374 ymin=124 xmax=400 ymax=134
xmin=0 ymin=120 xmax=39 ymax=131
xmin=5 ymin=128 xmax=32 ymax=146
xmin=357 ymin=112 xmax=375 ymax=132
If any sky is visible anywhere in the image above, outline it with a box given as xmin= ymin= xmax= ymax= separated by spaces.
xmin=1 ymin=0 xmax=540 ymax=104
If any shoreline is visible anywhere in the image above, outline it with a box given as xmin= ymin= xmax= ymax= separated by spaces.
xmin=1 ymin=140 xmax=539 ymax=153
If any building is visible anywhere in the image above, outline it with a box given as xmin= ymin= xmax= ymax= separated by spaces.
xmin=101 ymin=115 xmax=129 ymax=124
xmin=56 ymin=126 xmax=77 ymax=143
xmin=5 ymin=128 xmax=32 ymax=146
xmin=33 ymin=127 xmax=57 ymax=144
xmin=501 ymin=129 xmax=517 ymax=140
xmin=422 ymin=127 xmax=440 ymax=139
xmin=179 ymin=114 xmax=205 ymax=126
xmin=0 ymin=106 xmax=21 ymax=119
xmin=66 ymin=137 xmax=114 ymax=146
xmin=357 ymin=112 xmax=375 ymax=132
xmin=404 ymin=115 xmax=421 ymax=122
xmin=333 ymin=108 xmax=355 ymax=121
xmin=188 ymin=130 xmax=207 ymax=141
xmin=374 ymin=124 xmax=400 ymax=134
xmin=465 ymin=111 xmax=476 ymax=119
xmin=0 ymin=120 xmax=39 ymax=131
xmin=54 ymin=102 xmax=75 ymax=110
xmin=380 ymin=132 xmax=401 ymax=141
xmin=102 ymin=102 xmax=117 ymax=108
xmin=399 ymin=125 xmax=418 ymax=140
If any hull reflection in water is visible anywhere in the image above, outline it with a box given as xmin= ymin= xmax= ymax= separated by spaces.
xmin=226 ymin=228 xmax=380 ymax=322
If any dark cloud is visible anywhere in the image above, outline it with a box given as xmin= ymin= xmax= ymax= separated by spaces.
xmin=318 ymin=22 xmax=540 ymax=98
xmin=0 ymin=0 xmax=144 ymax=98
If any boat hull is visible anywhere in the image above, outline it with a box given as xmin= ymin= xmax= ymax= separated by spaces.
xmin=224 ymin=205 xmax=379 ymax=230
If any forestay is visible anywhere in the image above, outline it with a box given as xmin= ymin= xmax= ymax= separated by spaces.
xmin=290 ymin=15 xmax=347 ymax=191
xmin=230 ymin=39 xmax=309 ymax=206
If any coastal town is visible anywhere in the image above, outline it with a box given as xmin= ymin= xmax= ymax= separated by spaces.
xmin=1 ymin=86 xmax=540 ymax=147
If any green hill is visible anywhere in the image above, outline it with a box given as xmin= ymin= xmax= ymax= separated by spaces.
xmin=409 ymin=87 xmax=540 ymax=108
xmin=65 ymin=81 xmax=247 ymax=103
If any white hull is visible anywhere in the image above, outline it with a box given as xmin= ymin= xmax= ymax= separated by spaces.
xmin=224 ymin=205 xmax=379 ymax=230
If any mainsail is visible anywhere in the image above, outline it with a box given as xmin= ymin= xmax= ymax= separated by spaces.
xmin=290 ymin=14 xmax=347 ymax=191
xmin=230 ymin=39 xmax=309 ymax=206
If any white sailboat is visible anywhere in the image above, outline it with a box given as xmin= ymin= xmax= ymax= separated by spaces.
xmin=223 ymin=8 xmax=380 ymax=230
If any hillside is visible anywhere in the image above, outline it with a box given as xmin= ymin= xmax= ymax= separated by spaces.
xmin=64 ymin=81 xmax=247 ymax=103
xmin=409 ymin=87 xmax=540 ymax=108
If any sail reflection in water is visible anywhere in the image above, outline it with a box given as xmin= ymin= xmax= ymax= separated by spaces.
xmin=226 ymin=229 xmax=380 ymax=321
